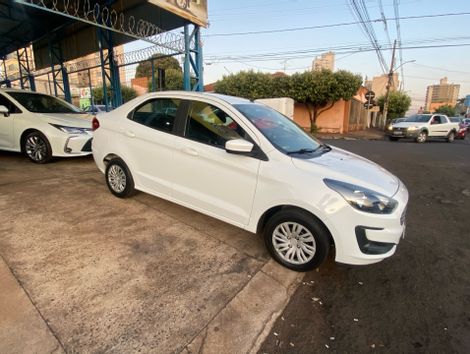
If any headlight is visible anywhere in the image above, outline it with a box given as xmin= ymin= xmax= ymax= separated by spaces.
xmin=387 ymin=125 xmax=393 ymax=130
xmin=50 ymin=124 xmax=90 ymax=134
xmin=407 ymin=126 xmax=418 ymax=131
xmin=324 ymin=179 xmax=397 ymax=214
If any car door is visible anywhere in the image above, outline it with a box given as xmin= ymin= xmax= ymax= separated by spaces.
xmin=428 ymin=115 xmax=443 ymax=136
xmin=171 ymin=99 xmax=261 ymax=227
xmin=0 ymin=93 xmax=21 ymax=149
xmin=123 ymin=97 xmax=184 ymax=198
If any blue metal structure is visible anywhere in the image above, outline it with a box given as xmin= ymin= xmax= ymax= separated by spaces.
xmin=184 ymin=24 xmax=204 ymax=92
xmin=16 ymin=47 xmax=36 ymax=91
xmin=0 ymin=0 xmax=205 ymax=106
xmin=48 ymin=41 xmax=71 ymax=102
xmin=0 ymin=56 xmax=11 ymax=88
xmin=97 ymin=28 xmax=122 ymax=110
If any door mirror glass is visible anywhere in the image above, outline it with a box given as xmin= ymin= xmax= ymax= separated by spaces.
xmin=0 ymin=105 xmax=9 ymax=117
xmin=225 ymin=139 xmax=254 ymax=154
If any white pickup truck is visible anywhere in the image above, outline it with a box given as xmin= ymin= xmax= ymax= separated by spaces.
xmin=387 ymin=114 xmax=459 ymax=143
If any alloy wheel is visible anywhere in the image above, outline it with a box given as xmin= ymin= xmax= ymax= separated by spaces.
xmin=272 ymin=222 xmax=316 ymax=265
xmin=108 ymin=165 xmax=127 ymax=193
xmin=25 ymin=135 xmax=47 ymax=162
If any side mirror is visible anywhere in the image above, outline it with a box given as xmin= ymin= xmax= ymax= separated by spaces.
xmin=225 ymin=139 xmax=254 ymax=154
xmin=0 ymin=105 xmax=9 ymax=117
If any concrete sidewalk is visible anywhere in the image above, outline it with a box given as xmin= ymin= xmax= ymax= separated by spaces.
xmin=0 ymin=152 xmax=302 ymax=354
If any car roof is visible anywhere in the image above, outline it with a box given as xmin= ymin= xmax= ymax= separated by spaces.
xmin=142 ymin=91 xmax=252 ymax=105
xmin=0 ymin=88 xmax=47 ymax=95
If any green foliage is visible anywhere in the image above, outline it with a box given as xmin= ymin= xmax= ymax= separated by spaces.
xmin=434 ymin=104 xmax=456 ymax=117
xmin=92 ymin=85 xmax=137 ymax=104
xmin=214 ymin=69 xmax=362 ymax=132
xmin=289 ymin=70 xmax=362 ymax=132
xmin=148 ymin=69 xmax=185 ymax=91
xmin=135 ymin=55 xmax=181 ymax=78
xmin=214 ymin=71 xmax=274 ymax=100
xmin=377 ymin=91 xmax=412 ymax=120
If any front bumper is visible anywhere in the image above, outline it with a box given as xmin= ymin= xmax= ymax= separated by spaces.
xmin=387 ymin=128 xmax=420 ymax=138
xmin=49 ymin=133 xmax=93 ymax=157
xmin=328 ymin=181 xmax=408 ymax=265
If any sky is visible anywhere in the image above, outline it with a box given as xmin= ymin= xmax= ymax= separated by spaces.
xmin=126 ymin=0 xmax=470 ymax=113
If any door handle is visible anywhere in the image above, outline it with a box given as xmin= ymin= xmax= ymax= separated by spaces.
xmin=125 ymin=131 xmax=136 ymax=138
xmin=182 ymin=147 xmax=198 ymax=156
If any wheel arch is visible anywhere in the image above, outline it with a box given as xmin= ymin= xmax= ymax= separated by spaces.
xmin=103 ymin=153 xmax=122 ymax=165
xmin=20 ymin=128 xmax=42 ymax=153
xmin=256 ymin=204 xmax=335 ymax=245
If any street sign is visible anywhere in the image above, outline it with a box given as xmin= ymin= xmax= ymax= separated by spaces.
xmin=364 ymin=103 xmax=374 ymax=109
xmin=365 ymin=91 xmax=375 ymax=100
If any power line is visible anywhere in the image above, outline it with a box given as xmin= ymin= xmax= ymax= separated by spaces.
xmin=204 ymin=12 xmax=470 ymax=37
xmin=393 ymin=0 xmax=405 ymax=89
xmin=378 ymin=0 xmax=393 ymax=48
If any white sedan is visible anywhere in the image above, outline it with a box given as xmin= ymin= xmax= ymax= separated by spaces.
xmin=92 ymin=91 xmax=409 ymax=271
xmin=0 ymin=89 xmax=93 ymax=163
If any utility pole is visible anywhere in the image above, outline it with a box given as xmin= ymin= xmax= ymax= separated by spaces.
xmin=382 ymin=39 xmax=397 ymax=128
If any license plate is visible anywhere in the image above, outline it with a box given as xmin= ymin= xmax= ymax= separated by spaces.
xmin=393 ymin=131 xmax=403 ymax=136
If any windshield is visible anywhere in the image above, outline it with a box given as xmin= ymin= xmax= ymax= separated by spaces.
xmin=404 ymin=114 xmax=431 ymax=123
xmin=234 ymin=103 xmax=322 ymax=154
xmin=8 ymin=92 xmax=81 ymax=113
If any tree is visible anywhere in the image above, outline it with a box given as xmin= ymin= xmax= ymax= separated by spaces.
xmin=377 ymin=91 xmax=411 ymax=120
xmin=135 ymin=55 xmax=181 ymax=78
xmin=147 ymin=69 xmax=186 ymax=91
xmin=214 ymin=71 xmax=274 ymax=100
xmin=434 ymin=104 xmax=456 ymax=117
xmin=289 ymin=70 xmax=362 ymax=132
xmin=92 ymin=85 xmax=137 ymax=104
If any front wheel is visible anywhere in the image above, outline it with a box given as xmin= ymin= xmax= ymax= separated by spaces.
xmin=24 ymin=131 xmax=53 ymax=163
xmin=263 ymin=209 xmax=330 ymax=271
xmin=447 ymin=131 xmax=455 ymax=143
xmin=415 ymin=131 xmax=427 ymax=143
xmin=105 ymin=159 xmax=135 ymax=198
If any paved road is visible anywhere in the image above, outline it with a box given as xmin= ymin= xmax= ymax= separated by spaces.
xmin=260 ymin=138 xmax=470 ymax=353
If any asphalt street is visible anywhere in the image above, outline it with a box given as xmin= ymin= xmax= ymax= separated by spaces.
xmin=260 ymin=137 xmax=470 ymax=353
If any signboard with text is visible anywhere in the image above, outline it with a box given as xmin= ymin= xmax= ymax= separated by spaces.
xmin=150 ymin=0 xmax=208 ymax=27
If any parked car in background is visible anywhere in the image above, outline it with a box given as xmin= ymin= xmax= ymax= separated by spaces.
xmin=449 ymin=117 xmax=467 ymax=139
xmin=462 ymin=118 xmax=470 ymax=131
xmin=0 ymin=89 xmax=92 ymax=163
xmin=92 ymin=92 xmax=408 ymax=271
xmin=387 ymin=114 xmax=459 ymax=143
xmin=83 ymin=104 xmax=109 ymax=115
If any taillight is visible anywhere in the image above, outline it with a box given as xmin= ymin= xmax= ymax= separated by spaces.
xmin=92 ymin=117 xmax=100 ymax=131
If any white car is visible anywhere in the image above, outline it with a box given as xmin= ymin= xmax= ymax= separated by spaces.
xmin=92 ymin=92 xmax=409 ymax=271
xmin=0 ymin=89 xmax=93 ymax=163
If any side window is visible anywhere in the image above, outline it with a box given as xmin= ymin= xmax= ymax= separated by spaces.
xmin=129 ymin=98 xmax=181 ymax=133
xmin=436 ymin=116 xmax=444 ymax=124
xmin=0 ymin=94 xmax=21 ymax=114
xmin=185 ymin=101 xmax=249 ymax=148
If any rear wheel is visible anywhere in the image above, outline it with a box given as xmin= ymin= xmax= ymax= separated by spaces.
xmin=263 ymin=209 xmax=330 ymax=271
xmin=23 ymin=131 xmax=53 ymax=163
xmin=416 ymin=131 xmax=427 ymax=143
xmin=105 ymin=159 xmax=135 ymax=198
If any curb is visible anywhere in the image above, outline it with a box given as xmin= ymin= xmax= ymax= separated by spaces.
xmin=182 ymin=260 xmax=303 ymax=354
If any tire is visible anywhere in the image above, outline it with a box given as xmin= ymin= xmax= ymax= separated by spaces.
xmin=415 ymin=131 xmax=427 ymax=143
xmin=263 ymin=209 xmax=330 ymax=272
xmin=447 ymin=131 xmax=455 ymax=143
xmin=23 ymin=131 xmax=53 ymax=163
xmin=388 ymin=136 xmax=399 ymax=141
xmin=105 ymin=158 xmax=135 ymax=198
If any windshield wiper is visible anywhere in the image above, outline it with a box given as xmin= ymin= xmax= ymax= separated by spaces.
xmin=286 ymin=148 xmax=316 ymax=155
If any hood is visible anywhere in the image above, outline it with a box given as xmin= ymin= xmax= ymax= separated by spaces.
xmin=292 ymin=146 xmax=400 ymax=197
xmin=39 ymin=113 xmax=92 ymax=128
xmin=392 ymin=121 xmax=426 ymax=128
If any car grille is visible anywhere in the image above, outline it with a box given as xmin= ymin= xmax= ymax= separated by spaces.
xmin=393 ymin=127 xmax=407 ymax=132
xmin=81 ymin=138 xmax=93 ymax=152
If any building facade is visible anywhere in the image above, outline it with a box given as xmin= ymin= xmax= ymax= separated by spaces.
xmin=424 ymin=77 xmax=460 ymax=112
xmin=312 ymin=52 xmax=335 ymax=71
xmin=364 ymin=73 xmax=399 ymax=98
